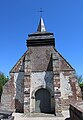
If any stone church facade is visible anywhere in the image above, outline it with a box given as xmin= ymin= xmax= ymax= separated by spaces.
xmin=1 ymin=17 xmax=81 ymax=114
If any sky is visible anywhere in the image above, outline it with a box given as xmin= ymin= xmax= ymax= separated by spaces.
xmin=0 ymin=0 xmax=83 ymax=76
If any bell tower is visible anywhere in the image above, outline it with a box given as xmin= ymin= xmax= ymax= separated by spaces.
xmin=26 ymin=17 xmax=55 ymax=47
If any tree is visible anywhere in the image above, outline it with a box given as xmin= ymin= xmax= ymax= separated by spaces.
xmin=0 ymin=72 xmax=9 ymax=86
xmin=75 ymin=73 xmax=83 ymax=100
xmin=75 ymin=74 xmax=83 ymax=85
xmin=0 ymin=72 xmax=9 ymax=101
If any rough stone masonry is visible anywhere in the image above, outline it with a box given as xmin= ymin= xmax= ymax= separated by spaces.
xmin=1 ymin=17 xmax=81 ymax=115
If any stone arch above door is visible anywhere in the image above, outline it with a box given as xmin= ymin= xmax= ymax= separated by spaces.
xmin=31 ymin=85 xmax=54 ymax=99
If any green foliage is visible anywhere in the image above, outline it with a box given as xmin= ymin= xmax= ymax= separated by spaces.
xmin=0 ymin=72 xmax=9 ymax=97
xmin=75 ymin=74 xmax=83 ymax=84
xmin=0 ymin=81 xmax=3 ymax=96
xmin=79 ymin=83 xmax=83 ymax=87
xmin=0 ymin=72 xmax=9 ymax=86
xmin=75 ymin=73 xmax=83 ymax=90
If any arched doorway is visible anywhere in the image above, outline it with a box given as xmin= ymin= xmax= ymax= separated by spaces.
xmin=35 ymin=88 xmax=51 ymax=113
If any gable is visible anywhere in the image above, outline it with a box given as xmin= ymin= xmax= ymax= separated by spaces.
xmin=10 ymin=46 xmax=75 ymax=73
xmin=53 ymin=48 xmax=75 ymax=71
xmin=10 ymin=50 xmax=28 ymax=73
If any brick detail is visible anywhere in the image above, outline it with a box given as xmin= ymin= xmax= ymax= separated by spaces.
xmin=52 ymin=53 xmax=61 ymax=114
xmin=24 ymin=52 xmax=31 ymax=113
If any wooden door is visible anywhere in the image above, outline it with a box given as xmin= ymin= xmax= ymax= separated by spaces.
xmin=35 ymin=88 xmax=51 ymax=113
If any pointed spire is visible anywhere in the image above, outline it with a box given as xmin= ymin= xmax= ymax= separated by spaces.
xmin=37 ymin=17 xmax=46 ymax=32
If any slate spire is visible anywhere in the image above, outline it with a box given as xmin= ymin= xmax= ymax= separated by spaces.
xmin=37 ymin=17 xmax=46 ymax=32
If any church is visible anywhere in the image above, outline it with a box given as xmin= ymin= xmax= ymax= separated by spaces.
xmin=1 ymin=17 xmax=81 ymax=115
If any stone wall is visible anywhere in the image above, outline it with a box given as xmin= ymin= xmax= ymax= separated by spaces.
xmin=24 ymin=51 xmax=31 ymax=113
xmin=1 ymin=73 xmax=15 ymax=111
xmin=1 ymin=53 xmax=25 ymax=112
xmin=52 ymin=51 xmax=81 ymax=113
xmin=1 ymin=72 xmax=24 ymax=113
xmin=14 ymin=72 xmax=24 ymax=112
xmin=52 ymin=53 xmax=61 ymax=114
xmin=30 ymin=71 xmax=54 ymax=113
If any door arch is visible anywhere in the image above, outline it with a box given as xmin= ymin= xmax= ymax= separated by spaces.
xmin=35 ymin=88 xmax=51 ymax=113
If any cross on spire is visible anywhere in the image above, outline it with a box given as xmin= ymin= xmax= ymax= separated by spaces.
xmin=39 ymin=8 xmax=44 ymax=17
xmin=37 ymin=8 xmax=46 ymax=32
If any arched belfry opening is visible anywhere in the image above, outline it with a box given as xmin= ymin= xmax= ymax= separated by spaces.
xmin=35 ymin=88 xmax=51 ymax=113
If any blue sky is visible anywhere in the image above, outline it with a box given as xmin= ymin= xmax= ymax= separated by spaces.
xmin=0 ymin=0 xmax=83 ymax=76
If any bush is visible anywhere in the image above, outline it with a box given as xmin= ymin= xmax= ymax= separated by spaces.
xmin=0 ymin=72 xmax=9 ymax=100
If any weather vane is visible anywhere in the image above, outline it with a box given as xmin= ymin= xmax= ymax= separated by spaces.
xmin=39 ymin=8 xmax=44 ymax=17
